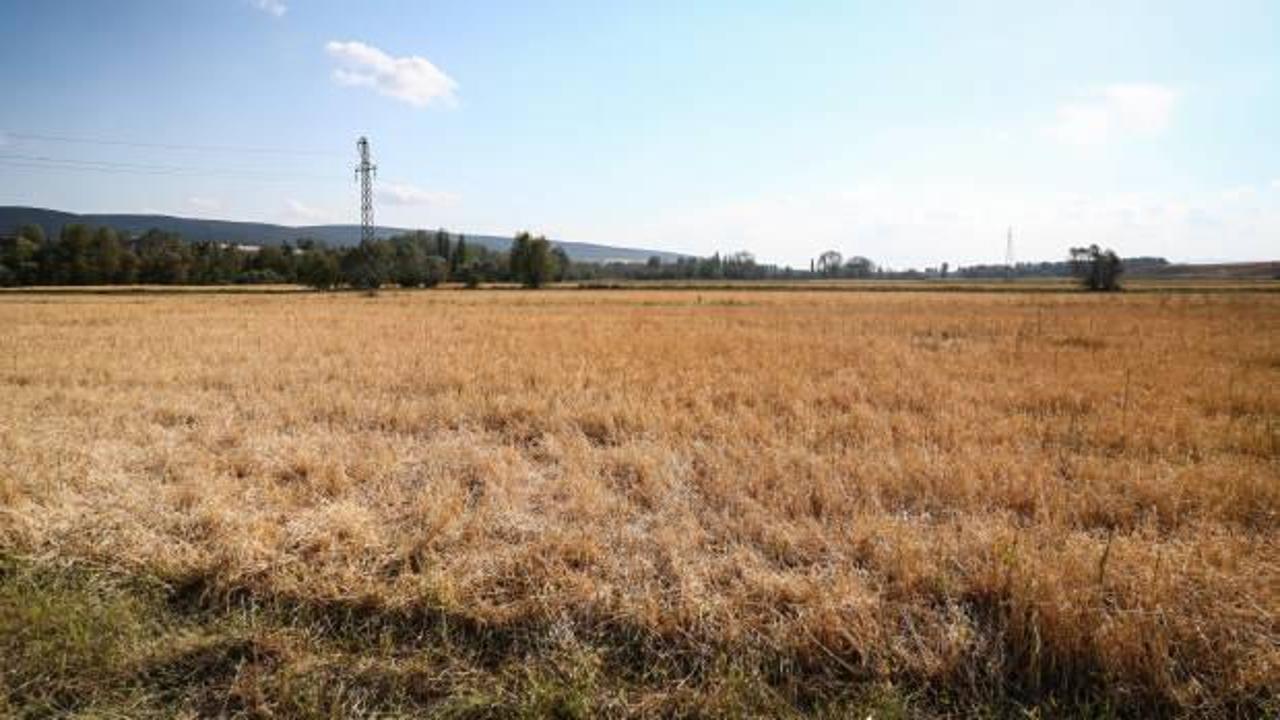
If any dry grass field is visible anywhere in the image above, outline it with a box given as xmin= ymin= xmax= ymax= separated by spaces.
xmin=1 ymin=288 xmax=1277 ymax=717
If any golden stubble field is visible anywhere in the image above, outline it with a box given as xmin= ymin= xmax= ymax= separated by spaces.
xmin=1 ymin=288 xmax=1277 ymax=715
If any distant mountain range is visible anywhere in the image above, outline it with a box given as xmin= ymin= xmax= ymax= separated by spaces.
xmin=0 ymin=206 xmax=687 ymax=264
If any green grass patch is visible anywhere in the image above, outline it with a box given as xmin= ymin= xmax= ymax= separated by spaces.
xmin=6 ymin=554 xmax=1248 ymax=718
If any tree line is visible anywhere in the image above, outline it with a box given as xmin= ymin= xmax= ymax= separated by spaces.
xmin=2 ymin=221 xmax=1130 ymax=291
xmin=0 ymin=224 xmax=573 ymax=289
xmin=0 ymin=223 xmax=794 ymax=288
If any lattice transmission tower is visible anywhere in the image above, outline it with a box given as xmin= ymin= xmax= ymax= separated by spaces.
xmin=1005 ymin=226 xmax=1015 ymax=280
xmin=355 ymin=136 xmax=377 ymax=244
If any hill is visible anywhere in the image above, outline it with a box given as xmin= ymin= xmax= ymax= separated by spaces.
xmin=0 ymin=206 xmax=687 ymax=264
xmin=1133 ymin=260 xmax=1280 ymax=280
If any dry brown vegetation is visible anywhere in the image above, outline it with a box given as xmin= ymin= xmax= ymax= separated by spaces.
xmin=1 ymin=288 xmax=1277 ymax=717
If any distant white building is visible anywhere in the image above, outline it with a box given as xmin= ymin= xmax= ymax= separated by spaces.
xmin=217 ymin=243 xmax=262 ymax=253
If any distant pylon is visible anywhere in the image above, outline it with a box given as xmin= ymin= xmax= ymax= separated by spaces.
xmin=355 ymin=136 xmax=377 ymax=244
xmin=1005 ymin=226 xmax=1015 ymax=280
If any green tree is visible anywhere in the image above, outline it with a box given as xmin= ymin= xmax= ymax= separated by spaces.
xmin=391 ymin=237 xmax=431 ymax=287
xmin=844 ymin=256 xmax=877 ymax=279
xmin=1069 ymin=245 xmax=1124 ymax=291
xmin=54 ymin=224 xmax=95 ymax=284
xmin=451 ymin=235 xmax=468 ymax=275
xmin=342 ymin=240 xmax=392 ymax=290
xmin=90 ymin=227 xmax=123 ymax=283
xmin=551 ymin=246 xmax=571 ymax=282
xmin=509 ymin=232 xmax=554 ymax=288
xmin=297 ymin=249 xmax=340 ymax=290
xmin=434 ymin=229 xmax=452 ymax=263
xmin=116 ymin=240 xmax=139 ymax=284
xmin=2 ymin=225 xmax=43 ymax=285
xmin=18 ymin=223 xmax=46 ymax=246
xmin=526 ymin=236 xmax=554 ymax=287
xmin=466 ymin=253 xmax=500 ymax=287
xmin=135 ymin=229 xmax=192 ymax=284
xmin=255 ymin=245 xmax=290 ymax=280
xmin=817 ymin=250 xmax=843 ymax=277
xmin=421 ymin=255 xmax=448 ymax=287
xmin=509 ymin=232 xmax=530 ymax=283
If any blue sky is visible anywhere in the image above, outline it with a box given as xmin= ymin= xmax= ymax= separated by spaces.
xmin=1 ymin=1 xmax=1277 ymax=267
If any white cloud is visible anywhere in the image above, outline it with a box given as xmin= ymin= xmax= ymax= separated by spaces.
xmin=325 ymin=40 xmax=457 ymax=108
xmin=187 ymin=196 xmax=222 ymax=213
xmin=285 ymin=199 xmax=333 ymax=224
xmin=251 ymin=0 xmax=286 ymax=17
xmin=1046 ymin=84 xmax=1179 ymax=145
xmin=379 ymin=183 xmax=460 ymax=207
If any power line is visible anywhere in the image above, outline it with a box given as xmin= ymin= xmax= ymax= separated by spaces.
xmin=4 ymin=152 xmax=229 ymax=173
xmin=1 ymin=144 xmax=428 ymax=196
xmin=0 ymin=152 xmax=346 ymax=183
xmin=0 ymin=159 xmax=184 ymax=177
xmin=4 ymin=130 xmax=345 ymax=158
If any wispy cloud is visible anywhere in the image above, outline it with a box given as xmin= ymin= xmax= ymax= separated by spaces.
xmin=325 ymin=40 xmax=457 ymax=108
xmin=187 ymin=196 xmax=222 ymax=213
xmin=379 ymin=183 xmax=460 ymax=207
xmin=250 ymin=0 xmax=286 ymax=18
xmin=1045 ymin=84 xmax=1179 ymax=145
xmin=285 ymin=199 xmax=333 ymax=223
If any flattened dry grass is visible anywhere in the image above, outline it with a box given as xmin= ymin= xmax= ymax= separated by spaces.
xmin=1 ymin=289 xmax=1277 ymax=716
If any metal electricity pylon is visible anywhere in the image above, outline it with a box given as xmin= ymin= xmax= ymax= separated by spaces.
xmin=355 ymin=136 xmax=377 ymax=244
xmin=1005 ymin=226 xmax=1015 ymax=281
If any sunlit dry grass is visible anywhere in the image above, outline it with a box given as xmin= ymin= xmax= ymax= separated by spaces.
xmin=1 ymin=289 xmax=1277 ymax=715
